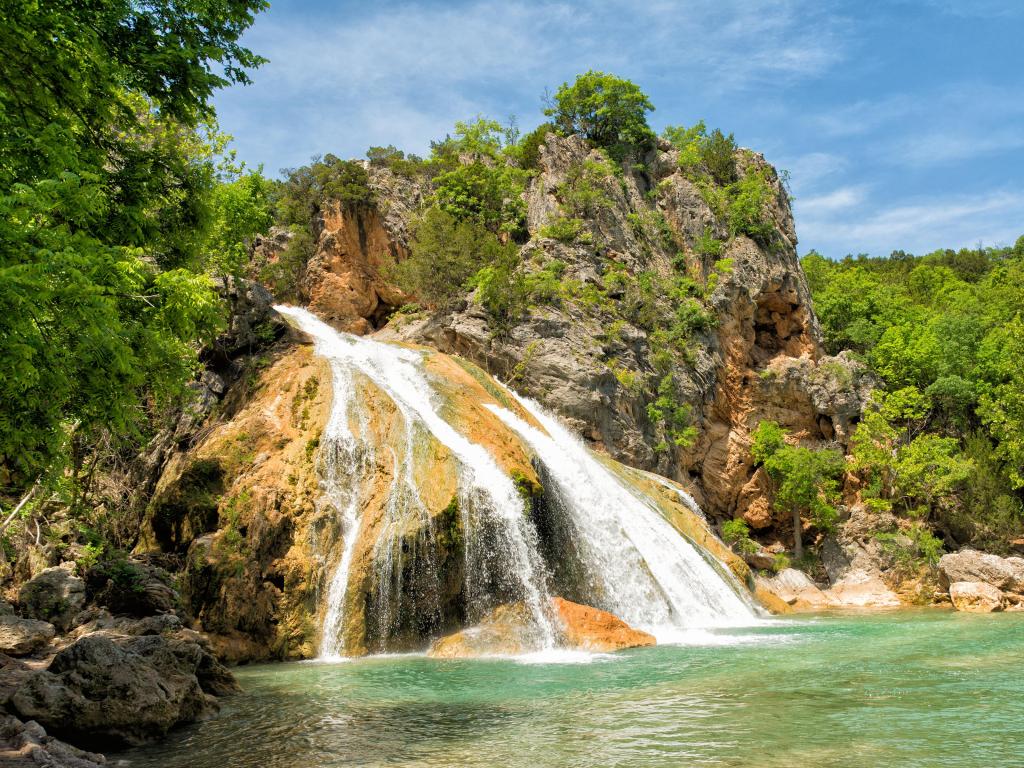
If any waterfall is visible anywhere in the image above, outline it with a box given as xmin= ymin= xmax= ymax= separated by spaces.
xmin=275 ymin=306 xmax=556 ymax=656
xmin=487 ymin=390 xmax=757 ymax=641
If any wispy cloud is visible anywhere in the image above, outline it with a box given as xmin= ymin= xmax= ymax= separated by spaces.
xmin=216 ymin=0 xmax=848 ymax=168
xmin=799 ymin=189 xmax=1024 ymax=255
xmin=796 ymin=184 xmax=869 ymax=215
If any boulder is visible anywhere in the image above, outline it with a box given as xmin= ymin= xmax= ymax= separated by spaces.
xmin=211 ymin=275 xmax=285 ymax=355
xmin=0 ymin=616 xmax=55 ymax=656
xmin=17 ymin=567 xmax=85 ymax=632
xmin=428 ymin=599 xmax=655 ymax=658
xmin=939 ymin=550 xmax=1024 ymax=594
xmin=0 ymin=715 xmax=104 ymax=767
xmin=948 ymin=581 xmax=1005 ymax=613
xmin=757 ymin=568 xmax=838 ymax=610
xmin=428 ymin=604 xmax=539 ymax=659
xmin=10 ymin=631 xmax=238 ymax=749
xmin=823 ymin=570 xmax=901 ymax=608
xmin=84 ymin=560 xmax=179 ymax=617
xmin=551 ymin=598 xmax=655 ymax=652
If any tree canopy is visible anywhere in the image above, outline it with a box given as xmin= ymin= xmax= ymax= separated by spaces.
xmin=0 ymin=0 xmax=267 ymax=492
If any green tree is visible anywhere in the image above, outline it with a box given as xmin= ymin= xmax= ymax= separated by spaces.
xmin=545 ymin=71 xmax=655 ymax=161
xmin=0 ymin=0 xmax=266 ymax=494
xmin=752 ymin=421 xmax=845 ymax=558
xmin=391 ymin=208 xmax=517 ymax=309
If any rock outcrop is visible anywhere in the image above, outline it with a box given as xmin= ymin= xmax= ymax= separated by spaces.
xmin=948 ymin=582 xmax=1006 ymax=613
xmin=0 ymin=617 xmax=55 ymax=657
xmin=9 ymin=631 xmax=237 ymax=749
xmin=427 ymin=598 xmax=655 ymax=658
xmin=17 ymin=567 xmax=85 ymax=633
xmin=940 ymin=550 xmax=1024 ymax=611
xmin=551 ymin=597 xmax=656 ymax=652
xmin=0 ymin=715 xmax=104 ymax=767
xmin=360 ymin=134 xmax=870 ymax=542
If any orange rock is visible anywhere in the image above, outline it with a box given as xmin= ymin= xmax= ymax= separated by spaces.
xmin=551 ymin=597 xmax=655 ymax=652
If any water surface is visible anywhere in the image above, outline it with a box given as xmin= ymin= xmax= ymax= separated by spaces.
xmin=120 ymin=611 xmax=1023 ymax=767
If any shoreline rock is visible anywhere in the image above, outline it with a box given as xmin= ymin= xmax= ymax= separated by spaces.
xmin=8 ymin=630 xmax=238 ymax=750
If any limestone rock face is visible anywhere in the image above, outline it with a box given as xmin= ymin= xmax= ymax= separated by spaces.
xmin=300 ymin=201 xmax=410 ymax=335
xmin=141 ymin=343 xmax=332 ymax=662
xmin=949 ymin=581 xmax=1005 ymax=613
xmin=84 ymin=560 xmax=179 ymax=618
xmin=10 ymin=631 xmax=237 ymax=749
xmin=0 ymin=616 xmax=55 ymax=656
xmin=211 ymin=275 xmax=285 ymax=356
xmin=17 ymin=567 xmax=85 ymax=633
xmin=939 ymin=550 xmax=1024 ymax=594
xmin=371 ymin=133 xmax=867 ymax=529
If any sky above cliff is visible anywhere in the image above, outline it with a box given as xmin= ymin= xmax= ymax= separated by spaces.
xmin=214 ymin=0 xmax=1024 ymax=258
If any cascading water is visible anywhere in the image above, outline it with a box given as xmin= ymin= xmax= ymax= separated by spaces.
xmin=487 ymin=389 xmax=758 ymax=641
xmin=275 ymin=306 xmax=556 ymax=656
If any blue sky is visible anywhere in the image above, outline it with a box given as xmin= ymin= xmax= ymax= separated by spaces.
xmin=214 ymin=0 xmax=1024 ymax=258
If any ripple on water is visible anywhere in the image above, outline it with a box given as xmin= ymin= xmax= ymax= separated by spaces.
xmin=117 ymin=612 xmax=1024 ymax=768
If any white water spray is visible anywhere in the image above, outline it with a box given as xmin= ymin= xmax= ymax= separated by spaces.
xmin=275 ymin=306 xmax=556 ymax=655
xmin=487 ymin=390 xmax=758 ymax=641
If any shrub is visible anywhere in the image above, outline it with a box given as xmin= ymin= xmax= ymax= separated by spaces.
xmin=390 ymin=208 xmax=517 ymax=309
xmin=701 ymin=129 xmax=738 ymax=185
xmin=366 ymin=145 xmax=426 ymax=177
xmin=539 ymin=216 xmax=591 ymax=244
xmin=276 ymin=154 xmax=374 ymax=226
xmin=722 ymin=519 xmax=759 ymax=556
xmin=728 ymin=168 xmax=775 ymax=242
xmin=515 ymin=123 xmax=558 ymax=172
xmin=544 ymin=70 xmax=656 ymax=161
xmin=433 ymin=161 xmax=528 ymax=237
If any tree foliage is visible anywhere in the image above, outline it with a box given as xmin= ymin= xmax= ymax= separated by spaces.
xmin=805 ymin=241 xmax=1024 ymax=551
xmin=545 ymin=71 xmax=655 ymax=161
xmin=0 ymin=0 xmax=266 ymax=491
xmin=752 ymin=421 xmax=845 ymax=558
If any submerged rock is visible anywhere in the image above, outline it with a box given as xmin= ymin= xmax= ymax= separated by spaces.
xmin=948 ymin=581 xmax=1005 ymax=613
xmin=0 ymin=616 xmax=55 ymax=657
xmin=10 ymin=631 xmax=238 ymax=749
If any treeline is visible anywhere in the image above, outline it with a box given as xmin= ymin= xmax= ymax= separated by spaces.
xmin=802 ymin=241 xmax=1024 ymax=556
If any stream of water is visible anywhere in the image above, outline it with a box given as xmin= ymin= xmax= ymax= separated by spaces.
xmin=119 ymin=610 xmax=1024 ymax=768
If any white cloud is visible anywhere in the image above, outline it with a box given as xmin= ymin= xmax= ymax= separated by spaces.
xmin=888 ymin=129 xmax=1024 ymax=168
xmin=798 ymin=190 xmax=1024 ymax=255
xmin=215 ymin=0 xmax=848 ymax=170
xmin=795 ymin=184 xmax=868 ymax=215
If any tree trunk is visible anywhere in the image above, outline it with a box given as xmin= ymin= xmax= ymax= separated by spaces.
xmin=792 ymin=507 xmax=803 ymax=560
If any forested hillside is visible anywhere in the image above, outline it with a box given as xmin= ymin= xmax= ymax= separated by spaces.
xmin=802 ymin=244 xmax=1024 ymax=555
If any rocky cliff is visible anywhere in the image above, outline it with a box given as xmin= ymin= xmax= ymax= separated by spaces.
xmin=264 ymin=133 xmax=871 ymax=553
